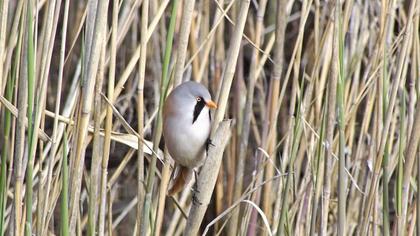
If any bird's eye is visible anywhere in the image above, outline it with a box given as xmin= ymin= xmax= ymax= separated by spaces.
xmin=196 ymin=97 xmax=202 ymax=102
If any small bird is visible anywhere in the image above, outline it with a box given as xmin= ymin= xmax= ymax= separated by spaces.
xmin=163 ymin=81 xmax=217 ymax=195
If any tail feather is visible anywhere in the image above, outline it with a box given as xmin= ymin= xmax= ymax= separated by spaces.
xmin=168 ymin=166 xmax=192 ymax=196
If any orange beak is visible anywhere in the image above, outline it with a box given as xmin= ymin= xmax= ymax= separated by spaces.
xmin=205 ymin=100 xmax=218 ymax=109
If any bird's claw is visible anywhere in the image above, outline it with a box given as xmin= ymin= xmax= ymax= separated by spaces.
xmin=192 ymin=186 xmax=200 ymax=194
xmin=192 ymin=170 xmax=200 ymax=193
xmin=206 ymin=139 xmax=215 ymax=153
xmin=192 ymin=194 xmax=202 ymax=205
xmin=207 ymin=139 xmax=215 ymax=147
xmin=191 ymin=170 xmax=202 ymax=205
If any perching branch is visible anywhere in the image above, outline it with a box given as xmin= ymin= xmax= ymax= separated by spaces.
xmin=183 ymin=120 xmax=232 ymax=236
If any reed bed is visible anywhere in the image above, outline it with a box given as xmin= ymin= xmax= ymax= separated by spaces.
xmin=0 ymin=0 xmax=419 ymax=235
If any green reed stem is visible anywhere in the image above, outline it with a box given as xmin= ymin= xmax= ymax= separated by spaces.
xmin=25 ymin=1 xmax=35 ymax=235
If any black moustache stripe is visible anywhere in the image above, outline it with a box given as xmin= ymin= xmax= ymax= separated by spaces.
xmin=193 ymin=98 xmax=206 ymax=124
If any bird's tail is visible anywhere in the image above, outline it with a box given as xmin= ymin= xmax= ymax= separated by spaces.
xmin=168 ymin=166 xmax=192 ymax=196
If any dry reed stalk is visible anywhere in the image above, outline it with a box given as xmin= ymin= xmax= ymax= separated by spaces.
xmin=146 ymin=0 xmax=170 ymax=41
xmin=166 ymin=195 xmax=190 ymax=235
xmin=0 ymin=0 xmax=418 ymax=235
xmin=113 ymin=1 xmax=139 ymax=49
xmin=320 ymin=13 xmax=337 ymax=236
xmin=68 ymin=0 xmax=109 ymax=233
xmin=154 ymin=148 xmax=171 ymax=236
xmin=267 ymin=10 xmax=312 ymax=226
xmin=41 ymin=0 xmax=69 ymax=234
xmin=98 ymin=0 xmax=117 ymax=234
xmin=8 ymin=6 xmax=26 ymax=235
xmin=212 ymin=2 xmax=225 ymax=109
xmin=276 ymin=78 xmax=302 ymax=235
xmin=199 ymin=0 xmax=210 ymax=79
xmin=184 ymin=0 xmax=250 ymax=235
xmin=3 ymin=1 xmax=23 ymax=86
xmin=67 ymin=1 xmax=167 ymax=136
xmin=226 ymin=40 xmax=242 ymax=233
xmin=112 ymin=195 xmax=138 ymax=230
xmin=107 ymin=149 xmax=135 ymax=188
xmin=93 ymin=31 xmax=107 ymax=236
xmin=165 ymin=182 xmax=191 ymax=235
xmin=140 ymin=63 xmax=159 ymax=234
xmin=135 ymin=0 xmax=147 ymax=233
xmin=140 ymin=0 xmax=177 ymax=233
xmin=187 ymin=0 xmax=233 ymax=83
xmin=189 ymin=18 xmax=200 ymax=81
xmin=228 ymin=0 xmax=267 ymax=234
xmin=173 ymin=0 xmax=195 ymax=86
xmin=314 ymin=28 xmax=332 ymax=235
xmin=401 ymin=86 xmax=420 ymax=229
xmin=261 ymin=0 xmax=287 ymax=229
xmin=264 ymin=0 xmax=309 ymax=233
xmin=398 ymin=0 xmax=419 ymax=232
xmin=376 ymin=1 xmax=393 ymax=234
xmin=417 ymin=120 xmax=420 ymax=236
xmin=303 ymin=10 xmax=341 ymax=234
xmin=0 ymin=97 xmax=51 ymax=143
xmin=183 ymin=120 xmax=232 ymax=236
xmin=63 ymin=4 xmax=86 ymax=65
xmin=95 ymin=0 xmax=169 ymax=121
xmin=361 ymin=0 xmax=416 ymax=233
xmin=413 ymin=7 xmax=420 ymax=235
xmin=212 ymin=0 xmax=249 ymax=131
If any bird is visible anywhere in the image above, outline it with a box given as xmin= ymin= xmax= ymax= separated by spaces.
xmin=163 ymin=81 xmax=217 ymax=196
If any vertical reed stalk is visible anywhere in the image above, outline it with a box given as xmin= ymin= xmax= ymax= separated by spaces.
xmin=136 ymin=0 xmax=147 ymax=233
xmin=321 ymin=23 xmax=337 ymax=236
xmin=0 ymin=58 xmax=12 ymax=236
xmin=94 ymin=32 xmax=107 ymax=236
xmin=229 ymin=0 xmax=268 ymax=233
xmin=399 ymin=0 xmax=419 ymax=231
xmin=0 ymin=0 xmax=8 ymax=102
xmin=336 ymin=0 xmax=346 ymax=234
xmin=309 ymin=107 xmax=326 ymax=235
xmin=24 ymin=1 xmax=35 ymax=234
xmin=261 ymin=0 xmax=287 ymax=228
xmin=102 ymin=0 xmax=117 ymax=232
xmin=173 ymin=0 xmax=195 ymax=86
xmin=277 ymin=82 xmax=304 ymax=236
xmin=141 ymin=0 xmax=176 ymax=233
xmin=60 ymin=133 xmax=69 ymax=236
xmin=47 ymin=0 xmax=70 ymax=210
xmin=68 ymin=0 xmax=109 ymax=233
xmin=184 ymin=0 xmax=250 ymax=235
xmin=13 ymin=7 xmax=27 ymax=235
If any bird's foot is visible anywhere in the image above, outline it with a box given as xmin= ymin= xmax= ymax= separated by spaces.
xmin=206 ymin=139 xmax=215 ymax=152
xmin=192 ymin=194 xmax=202 ymax=205
xmin=207 ymin=138 xmax=215 ymax=147
xmin=191 ymin=170 xmax=203 ymax=205
xmin=192 ymin=170 xmax=200 ymax=193
xmin=192 ymin=186 xmax=200 ymax=194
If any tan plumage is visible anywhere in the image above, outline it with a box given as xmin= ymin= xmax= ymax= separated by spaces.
xmin=163 ymin=81 xmax=217 ymax=195
xmin=167 ymin=166 xmax=192 ymax=196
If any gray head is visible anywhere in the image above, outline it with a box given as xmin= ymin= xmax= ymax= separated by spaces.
xmin=168 ymin=81 xmax=216 ymax=108
xmin=164 ymin=81 xmax=217 ymax=121
xmin=175 ymin=81 xmax=211 ymax=100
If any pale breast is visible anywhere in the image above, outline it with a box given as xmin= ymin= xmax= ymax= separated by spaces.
xmin=163 ymin=107 xmax=211 ymax=168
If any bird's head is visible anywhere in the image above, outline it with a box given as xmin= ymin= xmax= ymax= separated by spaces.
xmin=164 ymin=81 xmax=217 ymax=123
